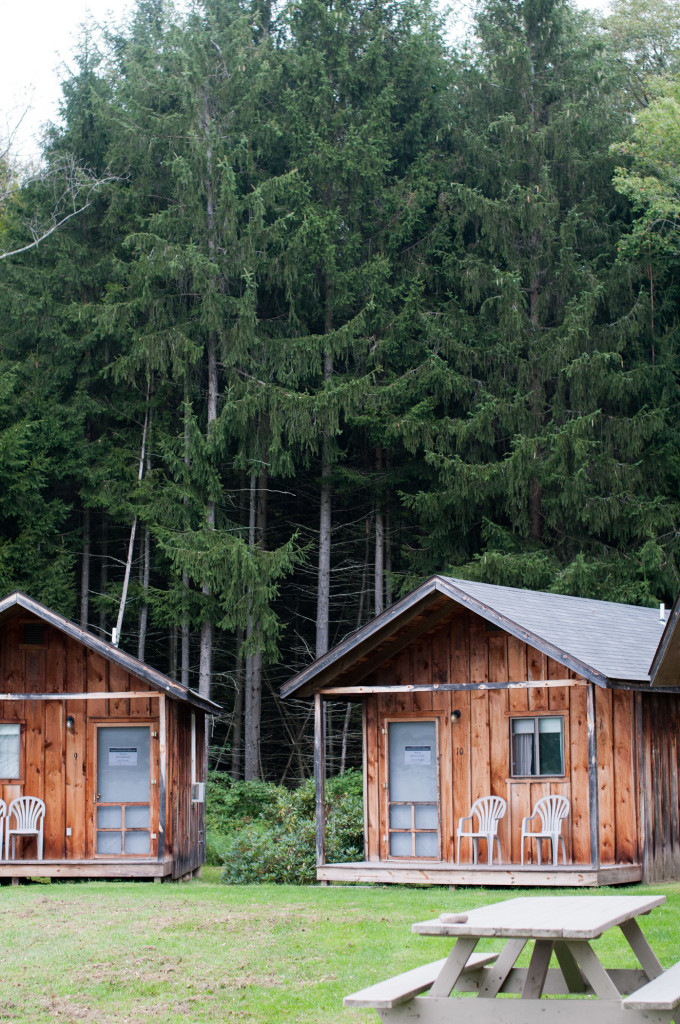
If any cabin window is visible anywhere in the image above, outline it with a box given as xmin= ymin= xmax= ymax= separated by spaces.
xmin=0 ymin=724 xmax=21 ymax=778
xmin=510 ymin=716 xmax=564 ymax=777
xmin=22 ymin=622 xmax=46 ymax=646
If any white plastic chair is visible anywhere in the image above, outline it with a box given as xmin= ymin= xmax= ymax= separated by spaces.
xmin=521 ymin=794 xmax=570 ymax=865
xmin=6 ymin=796 xmax=45 ymax=861
xmin=456 ymin=796 xmax=507 ymax=865
xmin=0 ymin=800 xmax=5 ymax=860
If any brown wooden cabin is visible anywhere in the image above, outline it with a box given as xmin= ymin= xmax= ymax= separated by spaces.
xmin=0 ymin=592 xmax=219 ymax=881
xmin=282 ymin=575 xmax=680 ymax=887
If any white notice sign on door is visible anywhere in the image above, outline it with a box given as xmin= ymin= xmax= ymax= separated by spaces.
xmin=404 ymin=745 xmax=432 ymax=766
xmin=109 ymin=747 xmax=138 ymax=767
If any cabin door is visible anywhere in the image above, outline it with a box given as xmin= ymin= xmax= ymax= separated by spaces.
xmin=95 ymin=725 xmax=156 ymax=857
xmin=384 ymin=719 xmax=441 ymax=858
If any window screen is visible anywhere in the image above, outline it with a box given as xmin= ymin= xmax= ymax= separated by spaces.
xmin=0 ymin=724 xmax=20 ymax=778
xmin=510 ymin=716 xmax=564 ymax=777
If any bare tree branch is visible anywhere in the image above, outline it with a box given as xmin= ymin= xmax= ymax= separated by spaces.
xmin=0 ymin=150 xmax=124 ymax=261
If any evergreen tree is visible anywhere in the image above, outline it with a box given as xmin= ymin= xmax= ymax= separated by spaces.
xmin=404 ymin=0 xmax=680 ymax=604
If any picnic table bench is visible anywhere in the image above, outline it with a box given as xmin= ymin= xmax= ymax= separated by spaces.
xmin=344 ymin=952 xmax=499 ymax=1009
xmin=344 ymin=895 xmax=678 ymax=1024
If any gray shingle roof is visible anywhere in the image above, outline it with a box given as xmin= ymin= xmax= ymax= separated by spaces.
xmin=440 ymin=577 xmax=665 ymax=683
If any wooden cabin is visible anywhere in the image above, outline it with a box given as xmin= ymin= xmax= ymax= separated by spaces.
xmin=0 ymin=592 xmax=218 ymax=881
xmin=282 ymin=575 xmax=680 ymax=887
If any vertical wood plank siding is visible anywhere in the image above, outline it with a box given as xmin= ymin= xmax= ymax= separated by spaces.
xmin=0 ymin=617 xmax=205 ymax=877
xmin=361 ymin=608 xmax=645 ymax=868
xmin=638 ymin=691 xmax=680 ymax=882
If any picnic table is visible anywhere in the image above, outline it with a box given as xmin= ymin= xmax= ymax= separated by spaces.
xmin=344 ymin=895 xmax=680 ymax=1024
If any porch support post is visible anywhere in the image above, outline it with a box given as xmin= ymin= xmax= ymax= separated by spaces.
xmin=315 ymin=692 xmax=326 ymax=868
xmin=158 ymin=694 xmax=167 ymax=862
xmin=587 ymin=682 xmax=600 ymax=869
xmin=362 ymin=702 xmax=369 ymax=860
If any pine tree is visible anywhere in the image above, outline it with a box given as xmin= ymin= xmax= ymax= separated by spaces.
xmin=404 ymin=0 xmax=680 ymax=604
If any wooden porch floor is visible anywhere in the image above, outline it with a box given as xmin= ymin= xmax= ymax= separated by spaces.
xmin=0 ymin=856 xmax=173 ymax=879
xmin=318 ymin=860 xmax=643 ymax=887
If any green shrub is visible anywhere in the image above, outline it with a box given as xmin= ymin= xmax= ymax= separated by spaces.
xmin=217 ymin=768 xmax=364 ymax=884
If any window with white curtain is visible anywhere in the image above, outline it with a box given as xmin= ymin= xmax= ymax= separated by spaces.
xmin=0 ymin=724 xmax=20 ymax=778
xmin=510 ymin=716 xmax=564 ymax=777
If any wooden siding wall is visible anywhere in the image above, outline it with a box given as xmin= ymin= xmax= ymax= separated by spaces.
xmin=638 ymin=691 xmax=680 ymax=882
xmin=0 ymin=617 xmax=204 ymax=871
xmin=169 ymin=702 xmax=205 ymax=879
xmin=363 ymin=609 xmax=638 ymax=866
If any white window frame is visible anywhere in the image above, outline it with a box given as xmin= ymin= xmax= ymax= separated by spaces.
xmin=510 ymin=715 xmax=565 ymax=778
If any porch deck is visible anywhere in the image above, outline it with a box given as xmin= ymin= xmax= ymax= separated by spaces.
xmin=318 ymin=860 xmax=643 ymax=887
xmin=0 ymin=856 xmax=174 ymax=880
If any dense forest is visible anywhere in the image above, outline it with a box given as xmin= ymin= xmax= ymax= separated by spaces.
xmin=1 ymin=0 xmax=679 ymax=782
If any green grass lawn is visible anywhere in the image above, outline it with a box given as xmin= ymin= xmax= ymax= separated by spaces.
xmin=1 ymin=872 xmax=679 ymax=1024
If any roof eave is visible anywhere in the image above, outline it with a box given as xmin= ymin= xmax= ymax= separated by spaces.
xmin=280 ymin=576 xmax=447 ymax=699
xmin=281 ymin=575 xmax=611 ymax=699
xmin=0 ymin=592 xmax=220 ymax=713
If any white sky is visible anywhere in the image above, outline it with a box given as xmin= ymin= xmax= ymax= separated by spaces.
xmin=2 ymin=0 xmax=610 ymax=164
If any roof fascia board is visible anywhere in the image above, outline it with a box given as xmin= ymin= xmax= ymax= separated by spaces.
xmin=436 ymin=579 xmax=609 ymax=688
xmin=280 ymin=577 xmax=445 ymax=698
xmin=0 ymin=592 xmax=219 ymax=713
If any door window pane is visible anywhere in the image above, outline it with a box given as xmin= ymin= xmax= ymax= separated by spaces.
xmin=126 ymin=805 xmax=150 ymax=828
xmin=97 ymin=806 xmax=122 ymax=829
xmin=97 ymin=831 xmax=122 ymax=854
xmin=388 ymin=722 xmax=437 ymax=801
xmin=389 ymin=833 xmax=412 ymax=857
xmin=125 ymin=831 xmax=150 ymax=855
xmin=415 ymin=832 xmax=439 ymax=857
xmin=389 ymin=805 xmax=412 ymax=829
xmin=415 ymin=804 xmax=438 ymax=829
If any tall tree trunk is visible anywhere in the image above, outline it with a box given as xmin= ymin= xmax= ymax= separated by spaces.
xmin=169 ymin=625 xmax=178 ymax=681
xmin=385 ymin=510 xmax=393 ymax=609
xmin=138 ymin=425 xmax=152 ymax=661
xmin=198 ymin=90 xmax=218 ymax=701
xmin=99 ymin=516 xmax=108 ymax=639
xmin=80 ymin=507 xmax=90 ymax=628
xmin=230 ymin=626 xmax=244 ymax=780
xmin=137 ymin=525 xmax=150 ymax=661
xmin=374 ymin=445 xmax=384 ymax=618
xmin=244 ymin=472 xmax=259 ymax=780
xmin=181 ymin=382 xmax=191 ymax=687
xmin=113 ymin=392 xmax=150 ymax=647
xmin=316 ymin=283 xmax=334 ymax=658
xmin=339 ymin=703 xmax=352 ymax=775
xmin=244 ymin=464 xmax=268 ymax=780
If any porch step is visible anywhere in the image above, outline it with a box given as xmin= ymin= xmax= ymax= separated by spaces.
xmin=318 ymin=862 xmax=642 ymax=888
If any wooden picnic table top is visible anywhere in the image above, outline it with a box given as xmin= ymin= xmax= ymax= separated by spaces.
xmin=412 ymin=894 xmax=666 ymax=941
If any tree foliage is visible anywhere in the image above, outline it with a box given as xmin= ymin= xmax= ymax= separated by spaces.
xmin=0 ymin=0 xmax=679 ymax=779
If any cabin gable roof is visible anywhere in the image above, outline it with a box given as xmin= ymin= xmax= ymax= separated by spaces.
xmin=280 ymin=575 xmax=666 ymax=699
xmin=0 ymin=592 xmax=220 ymax=713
